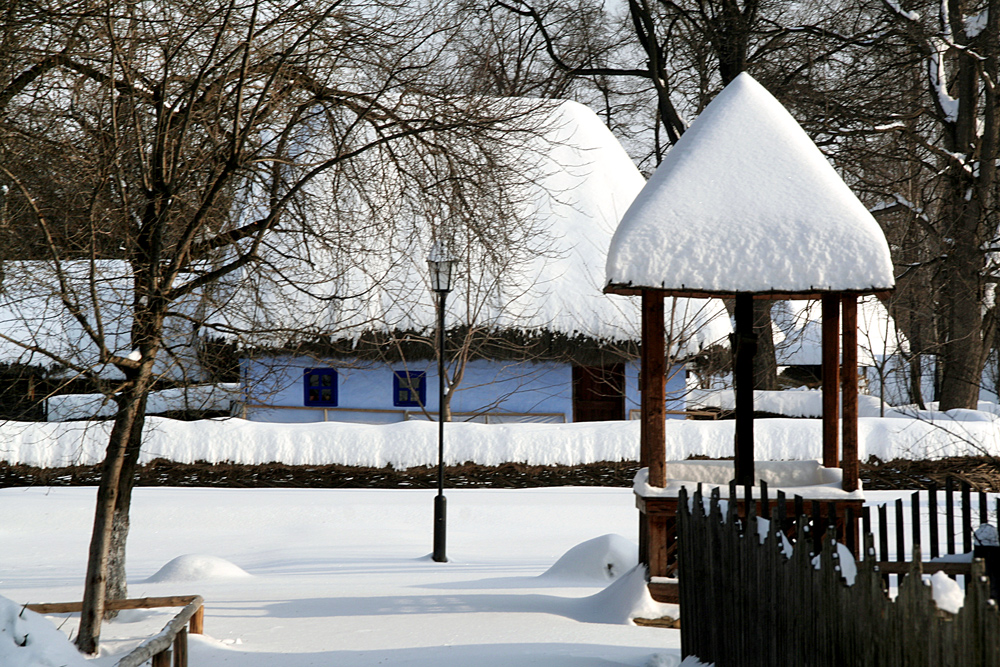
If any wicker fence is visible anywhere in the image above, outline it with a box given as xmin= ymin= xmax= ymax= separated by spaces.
xmin=677 ymin=486 xmax=1000 ymax=667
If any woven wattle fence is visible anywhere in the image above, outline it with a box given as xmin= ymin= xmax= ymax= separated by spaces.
xmin=677 ymin=486 xmax=1000 ymax=667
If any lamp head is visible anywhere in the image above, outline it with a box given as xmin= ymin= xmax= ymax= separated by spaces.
xmin=427 ymin=241 xmax=458 ymax=294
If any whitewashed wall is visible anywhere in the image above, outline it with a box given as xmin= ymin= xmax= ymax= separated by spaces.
xmin=240 ymin=356 xmax=687 ymax=424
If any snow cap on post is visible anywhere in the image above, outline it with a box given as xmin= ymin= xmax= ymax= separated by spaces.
xmin=605 ymin=73 xmax=894 ymax=298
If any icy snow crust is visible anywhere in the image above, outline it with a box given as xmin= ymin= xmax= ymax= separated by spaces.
xmin=606 ymin=73 xmax=894 ymax=294
xmin=4 ymin=411 xmax=1000 ymax=468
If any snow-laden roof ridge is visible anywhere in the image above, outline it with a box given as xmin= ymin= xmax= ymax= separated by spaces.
xmin=606 ymin=73 xmax=895 ymax=296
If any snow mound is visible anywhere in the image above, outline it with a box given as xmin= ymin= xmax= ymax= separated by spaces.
xmin=0 ymin=595 xmax=88 ymax=667
xmin=574 ymin=565 xmax=673 ymax=624
xmin=145 ymin=554 xmax=251 ymax=583
xmin=929 ymin=571 xmax=965 ymax=614
xmin=541 ymin=534 xmax=637 ymax=583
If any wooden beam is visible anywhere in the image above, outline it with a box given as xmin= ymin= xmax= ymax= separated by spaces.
xmin=641 ymin=291 xmax=666 ymax=487
xmin=25 ymin=596 xmax=200 ymax=615
xmin=841 ymin=295 xmax=859 ymax=492
xmin=604 ymin=284 xmax=893 ymax=301
xmin=733 ymin=293 xmax=756 ymax=487
xmin=821 ymin=294 xmax=840 ymax=469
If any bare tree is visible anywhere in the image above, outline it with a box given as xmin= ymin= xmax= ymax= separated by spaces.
xmin=0 ymin=0 xmax=543 ymax=653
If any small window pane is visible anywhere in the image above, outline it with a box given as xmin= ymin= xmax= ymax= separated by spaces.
xmin=393 ymin=371 xmax=426 ymax=407
xmin=304 ymin=368 xmax=338 ymax=406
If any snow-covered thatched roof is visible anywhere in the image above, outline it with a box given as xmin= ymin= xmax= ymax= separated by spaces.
xmin=224 ymin=100 xmax=733 ymax=357
xmin=605 ymin=73 xmax=895 ymax=298
xmin=0 ymin=261 xmax=203 ymax=379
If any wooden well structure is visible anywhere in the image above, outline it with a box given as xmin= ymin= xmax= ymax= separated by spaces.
xmin=603 ymin=73 xmax=895 ymax=599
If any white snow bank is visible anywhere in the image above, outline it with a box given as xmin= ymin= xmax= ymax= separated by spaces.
xmin=3 ymin=409 xmax=1000 ymax=469
xmin=540 ymin=534 xmax=637 ymax=583
xmin=144 ymin=554 xmax=251 ymax=583
xmin=574 ymin=565 xmax=674 ymax=625
xmin=0 ymin=595 xmax=88 ymax=667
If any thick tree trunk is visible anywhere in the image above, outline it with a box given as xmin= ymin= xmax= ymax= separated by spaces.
xmin=75 ymin=373 xmax=153 ymax=655
xmin=105 ymin=395 xmax=150 ymax=607
xmin=752 ymin=300 xmax=778 ymax=390
xmin=938 ymin=244 xmax=985 ymax=410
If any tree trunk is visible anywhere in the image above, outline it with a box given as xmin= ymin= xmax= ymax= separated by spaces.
xmin=752 ymin=300 xmax=778 ymax=390
xmin=75 ymin=373 xmax=153 ymax=655
xmin=105 ymin=393 xmax=150 ymax=608
xmin=938 ymin=243 xmax=985 ymax=410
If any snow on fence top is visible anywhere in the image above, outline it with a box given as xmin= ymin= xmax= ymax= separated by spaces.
xmin=605 ymin=73 xmax=895 ymax=297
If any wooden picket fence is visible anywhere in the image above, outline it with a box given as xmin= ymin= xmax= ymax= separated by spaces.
xmin=865 ymin=478 xmax=1000 ymax=592
xmin=676 ymin=485 xmax=1000 ymax=667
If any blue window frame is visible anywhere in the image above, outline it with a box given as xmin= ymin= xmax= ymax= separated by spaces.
xmin=304 ymin=368 xmax=338 ymax=406
xmin=393 ymin=371 xmax=426 ymax=407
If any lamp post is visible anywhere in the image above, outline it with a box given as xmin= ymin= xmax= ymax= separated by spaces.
xmin=427 ymin=243 xmax=456 ymax=563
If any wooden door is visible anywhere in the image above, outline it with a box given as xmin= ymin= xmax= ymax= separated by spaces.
xmin=573 ymin=364 xmax=626 ymax=422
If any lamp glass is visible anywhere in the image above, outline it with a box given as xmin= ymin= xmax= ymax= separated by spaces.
xmin=427 ymin=243 xmax=457 ymax=293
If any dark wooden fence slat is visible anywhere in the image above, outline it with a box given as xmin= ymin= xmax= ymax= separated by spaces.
xmin=878 ymin=503 xmax=889 ymax=563
xmin=896 ymin=498 xmax=906 ymax=562
xmin=946 ymin=477 xmax=956 ymax=555
xmin=962 ymin=482 xmax=972 ymax=554
xmin=929 ymin=485 xmax=940 ymax=560
xmin=912 ymin=491 xmax=921 ymax=558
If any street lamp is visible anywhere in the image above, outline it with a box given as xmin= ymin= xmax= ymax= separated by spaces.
xmin=427 ymin=242 xmax=457 ymax=563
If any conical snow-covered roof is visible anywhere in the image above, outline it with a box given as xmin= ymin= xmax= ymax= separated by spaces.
xmin=605 ymin=73 xmax=894 ymax=298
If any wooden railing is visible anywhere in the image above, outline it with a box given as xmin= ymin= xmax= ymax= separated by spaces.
xmin=26 ymin=595 xmax=204 ymax=667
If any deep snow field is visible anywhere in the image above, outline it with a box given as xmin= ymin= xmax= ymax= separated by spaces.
xmin=4 ymin=402 xmax=1000 ymax=666
xmin=2 ymin=485 xmax=695 ymax=666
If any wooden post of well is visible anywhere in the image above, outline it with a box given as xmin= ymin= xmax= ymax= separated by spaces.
xmin=821 ymin=294 xmax=840 ymax=469
xmin=732 ymin=293 xmax=756 ymax=487
xmin=841 ymin=295 xmax=859 ymax=491
xmin=642 ymin=290 xmax=666 ymax=487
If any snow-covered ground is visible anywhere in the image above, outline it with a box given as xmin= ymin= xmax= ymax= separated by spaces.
xmin=2 ymin=485 xmax=690 ymax=666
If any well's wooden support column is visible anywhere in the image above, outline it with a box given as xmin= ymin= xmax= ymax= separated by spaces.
xmin=642 ymin=291 xmax=666 ymax=487
xmin=639 ymin=291 xmax=666 ymax=572
xmin=841 ymin=295 xmax=859 ymax=491
xmin=821 ymin=294 xmax=841 ymax=469
xmin=732 ymin=293 xmax=756 ymax=486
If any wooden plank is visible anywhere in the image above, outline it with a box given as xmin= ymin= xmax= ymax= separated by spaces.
xmin=115 ymin=597 xmax=204 ymax=667
xmin=733 ymin=293 xmax=755 ymax=486
xmin=25 ymin=595 xmax=200 ymax=615
xmin=821 ymin=294 xmax=840 ymax=469
xmin=929 ymin=485 xmax=940 ymax=559
xmin=603 ymin=284 xmax=893 ymax=301
xmin=173 ymin=627 xmax=188 ymax=667
xmin=841 ymin=294 xmax=859 ymax=491
xmin=647 ymin=581 xmax=680 ymax=603
xmin=641 ymin=291 xmax=666 ymax=487
xmin=874 ymin=561 xmax=974 ymax=576
xmin=189 ymin=605 xmax=204 ymax=635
